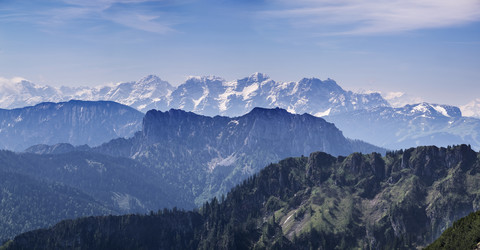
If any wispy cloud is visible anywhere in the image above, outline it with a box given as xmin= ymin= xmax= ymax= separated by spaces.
xmin=260 ymin=0 xmax=480 ymax=35
xmin=106 ymin=11 xmax=175 ymax=34
xmin=1 ymin=0 xmax=178 ymax=34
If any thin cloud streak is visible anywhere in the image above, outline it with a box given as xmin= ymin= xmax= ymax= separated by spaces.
xmin=106 ymin=12 xmax=175 ymax=34
xmin=260 ymin=0 xmax=480 ymax=35
xmin=3 ymin=0 xmax=176 ymax=34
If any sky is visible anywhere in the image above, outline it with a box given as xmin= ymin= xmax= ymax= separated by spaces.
xmin=0 ymin=0 xmax=479 ymax=106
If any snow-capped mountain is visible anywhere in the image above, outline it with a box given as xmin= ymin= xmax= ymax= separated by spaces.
xmin=0 ymin=75 xmax=174 ymax=112
xmin=0 ymin=73 xmax=389 ymax=116
xmin=461 ymin=98 xmax=480 ymax=118
xmin=325 ymin=102 xmax=480 ymax=150
xmin=168 ymin=73 xmax=390 ymax=117
xmin=0 ymin=78 xmax=64 ymax=108
xmin=3 ymin=73 xmax=480 ymax=151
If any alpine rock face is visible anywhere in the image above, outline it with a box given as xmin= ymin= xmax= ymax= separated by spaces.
xmin=0 ymin=100 xmax=143 ymax=151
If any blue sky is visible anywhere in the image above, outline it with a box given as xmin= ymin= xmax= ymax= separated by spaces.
xmin=0 ymin=0 xmax=479 ymax=106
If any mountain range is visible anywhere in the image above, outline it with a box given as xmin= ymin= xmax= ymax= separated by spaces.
xmin=2 ymin=73 xmax=480 ymax=151
xmin=3 ymin=144 xmax=479 ymax=249
xmin=0 ymin=107 xmax=383 ymax=242
xmin=1 ymin=74 xmax=479 ymax=248
xmin=0 ymin=73 xmax=389 ymax=116
xmin=0 ymin=100 xmax=143 ymax=151
xmin=33 ymin=107 xmax=385 ymax=207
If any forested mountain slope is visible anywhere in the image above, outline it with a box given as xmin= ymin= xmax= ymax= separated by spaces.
xmin=0 ymin=150 xmax=177 ymax=243
xmin=4 ymin=145 xmax=479 ymax=249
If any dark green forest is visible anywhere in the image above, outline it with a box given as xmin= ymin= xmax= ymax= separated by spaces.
xmin=426 ymin=210 xmax=480 ymax=249
xmin=3 ymin=144 xmax=480 ymax=249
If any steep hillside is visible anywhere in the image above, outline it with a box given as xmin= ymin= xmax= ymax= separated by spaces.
xmin=0 ymin=100 xmax=143 ymax=151
xmin=4 ymin=145 xmax=479 ymax=249
xmin=0 ymin=150 xmax=178 ymax=242
xmin=0 ymin=167 xmax=114 ymax=244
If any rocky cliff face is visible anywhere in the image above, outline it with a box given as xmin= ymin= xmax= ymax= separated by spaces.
xmin=0 ymin=100 xmax=143 ymax=151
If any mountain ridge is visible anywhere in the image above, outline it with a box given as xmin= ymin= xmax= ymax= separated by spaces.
xmin=0 ymin=100 xmax=143 ymax=151
xmin=3 ymin=144 xmax=479 ymax=249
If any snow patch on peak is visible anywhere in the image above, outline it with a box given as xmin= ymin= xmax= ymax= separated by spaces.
xmin=240 ymin=83 xmax=259 ymax=101
xmin=286 ymin=106 xmax=296 ymax=114
xmin=193 ymin=86 xmax=209 ymax=110
xmin=431 ymin=105 xmax=450 ymax=117
xmin=412 ymin=103 xmax=430 ymax=113
xmin=314 ymin=108 xmax=331 ymax=117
